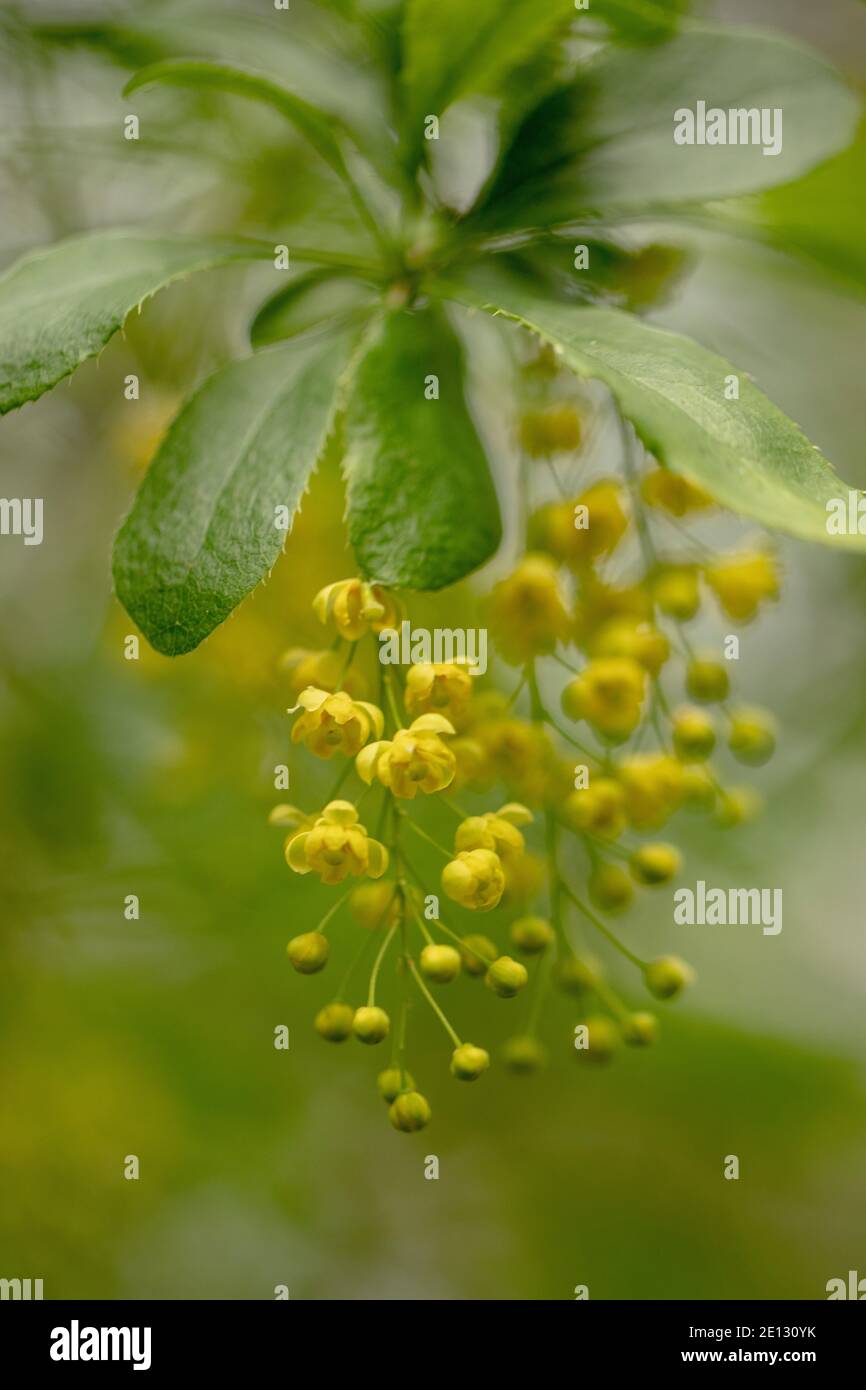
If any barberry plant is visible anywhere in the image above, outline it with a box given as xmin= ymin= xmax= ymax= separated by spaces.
xmin=1 ymin=1 xmax=864 ymax=1129
xmin=274 ymin=347 xmax=784 ymax=1130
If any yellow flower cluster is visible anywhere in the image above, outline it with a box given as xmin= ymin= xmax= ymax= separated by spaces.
xmin=271 ymin=343 xmax=784 ymax=1122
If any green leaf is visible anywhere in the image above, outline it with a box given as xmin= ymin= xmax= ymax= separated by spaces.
xmin=472 ymin=26 xmax=860 ymax=231
xmin=342 ymin=307 xmax=501 ymax=588
xmin=250 ymin=270 xmax=377 ymax=348
xmin=589 ymin=0 xmax=691 ymax=44
xmin=0 ymin=229 xmax=266 ymax=414
xmin=124 ymin=60 xmax=349 ymax=183
xmin=113 ymin=334 xmax=352 ymax=656
xmin=443 ymin=268 xmax=866 ymax=549
xmin=400 ymin=0 xmax=575 ymax=167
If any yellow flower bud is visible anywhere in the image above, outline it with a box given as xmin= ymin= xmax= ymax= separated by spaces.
xmin=278 ymin=647 xmax=368 ymax=701
xmin=459 ymin=933 xmax=497 ymax=975
xmin=622 ymin=1012 xmax=660 ymax=1046
xmin=641 ymin=467 xmax=713 ymax=516
xmin=672 ymin=705 xmax=716 ymax=761
xmin=589 ymin=862 xmax=634 ymax=912
xmin=488 ymin=554 xmax=570 ymax=665
xmin=352 ymin=1005 xmax=391 ymax=1044
xmin=287 ymin=932 xmax=329 ymax=974
xmin=404 ymin=662 xmax=473 ymax=722
xmin=618 ymin=754 xmax=686 ymax=830
xmin=727 ymin=707 xmax=776 ymax=766
xmin=419 ymin=943 xmax=462 ymax=983
xmin=519 ymin=403 xmax=581 ymax=457
xmin=630 ymin=842 xmax=682 ymax=885
xmin=450 ymin=1043 xmax=490 ymax=1081
xmin=356 ymin=715 xmax=456 ymax=799
xmin=562 ymin=657 xmax=646 ymax=741
xmin=532 ymin=481 xmax=628 ymax=569
xmin=715 ymin=785 xmax=763 ymax=828
xmin=441 ymin=848 xmax=505 ymax=912
xmin=290 ymin=687 xmax=384 ymax=759
xmin=389 ymin=1090 xmax=432 ymax=1132
xmin=563 ymin=778 xmax=627 ymax=839
xmin=510 ymin=915 xmax=555 ymax=954
xmin=553 ymin=953 xmax=603 ymax=996
xmin=454 ymin=804 xmax=530 ymax=861
xmin=681 ymin=764 xmax=717 ymax=811
xmin=313 ymin=578 xmax=400 ymax=640
xmin=577 ymin=1015 xmax=620 ymax=1063
xmin=644 ymin=955 xmax=694 ymax=999
xmin=377 ymin=1067 xmax=415 ymax=1103
xmin=502 ymin=850 xmax=546 ymax=905
xmin=704 ymin=551 xmax=779 ymax=623
xmin=349 ymin=880 xmax=399 ymax=929
xmin=501 ymin=1034 xmax=548 ymax=1074
xmin=314 ymin=1003 xmax=355 ymax=1041
xmin=685 ymin=656 xmax=730 ymax=704
xmin=485 ymin=955 xmax=529 ymax=998
xmin=590 ymin=619 xmax=670 ymax=676
xmin=286 ymin=801 xmax=389 ymax=884
xmin=653 ymin=564 xmax=700 ymax=621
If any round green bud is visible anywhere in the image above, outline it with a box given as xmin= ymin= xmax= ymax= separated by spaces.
xmin=419 ymin=942 xmax=462 ymax=983
xmin=577 ymin=1015 xmax=620 ymax=1063
xmin=653 ymin=567 xmax=700 ymax=621
xmin=485 ymin=955 xmax=529 ymax=998
xmin=589 ymin=862 xmax=634 ymax=913
xmin=672 ymin=705 xmax=716 ymax=762
xmin=553 ymin=952 xmax=603 ymax=996
xmin=622 ymin=1012 xmax=660 ymax=1046
xmin=352 ymin=1005 xmax=391 ymax=1044
xmin=629 ymin=842 xmax=682 ymax=886
xmin=389 ymin=1090 xmax=432 ymax=1132
xmin=377 ymin=1067 xmax=415 ymax=1104
xmin=501 ymin=1034 xmax=548 ymax=1075
xmin=459 ymin=933 xmax=497 ymax=976
xmin=314 ymin=1002 xmax=354 ymax=1042
xmin=644 ymin=954 xmax=694 ymax=1000
xmin=450 ymin=1042 xmax=490 ymax=1081
xmin=287 ymin=931 xmax=329 ymax=975
xmin=727 ymin=707 xmax=776 ymax=766
xmin=686 ymin=657 xmax=730 ymax=704
xmin=509 ymin=915 xmax=555 ymax=954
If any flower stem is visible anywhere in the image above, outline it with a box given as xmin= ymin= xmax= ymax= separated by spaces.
xmin=560 ymin=881 xmax=648 ymax=969
xmin=407 ymin=958 xmax=462 ymax=1049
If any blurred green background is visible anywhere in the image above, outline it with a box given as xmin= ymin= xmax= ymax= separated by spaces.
xmin=1 ymin=0 xmax=865 ymax=1300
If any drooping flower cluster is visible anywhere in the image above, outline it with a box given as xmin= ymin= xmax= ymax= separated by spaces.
xmin=270 ymin=352 xmax=781 ymax=1133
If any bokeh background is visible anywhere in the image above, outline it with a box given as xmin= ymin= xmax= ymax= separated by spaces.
xmin=1 ymin=0 xmax=865 ymax=1300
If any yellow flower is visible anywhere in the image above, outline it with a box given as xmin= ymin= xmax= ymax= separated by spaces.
xmin=404 ymin=662 xmax=473 ymax=722
xmin=454 ymin=803 xmax=533 ymax=861
xmin=313 ymin=578 xmax=401 ymax=641
xmin=488 ymin=554 xmax=570 ymax=665
xmin=518 ymin=403 xmax=581 ymax=457
xmin=356 ymin=714 xmax=456 ymax=799
xmin=617 ymin=753 xmax=686 ymax=830
xmin=574 ymin=581 xmax=651 ymax=649
xmin=588 ymin=618 xmax=670 ymax=676
xmin=475 ymin=717 xmax=562 ymax=805
xmin=704 ymin=551 xmax=779 ymax=623
xmin=502 ymin=850 xmax=546 ymax=905
xmin=278 ymin=647 xmax=369 ymax=700
xmin=290 ymin=687 xmax=384 ymax=759
xmin=441 ymin=848 xmax=505 ymax=912
xmin=450 ymin=735 xmax=490 ymax=789
xmin=641 ymin=467 xmax=713 ymax=516
xmin=562 ymin=657 xmax=647 ymax=740
xmin=286 ymin=800 xmax=388 ymax=884
xmin=652 ymin=565 xmax=700 ymax=621
xmin=530 ymin=480 xmax=628 ymax=570
xmin=563 ymin=778 xmax=627 ymax=839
